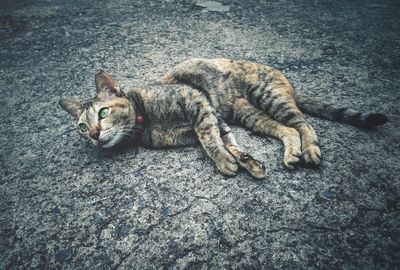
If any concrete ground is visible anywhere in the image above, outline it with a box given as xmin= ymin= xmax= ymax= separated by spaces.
xmin=1 ymin=0 xmax=400 ymax=269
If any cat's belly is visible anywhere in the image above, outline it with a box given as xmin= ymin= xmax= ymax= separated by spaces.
xmin=143 ymin=124 xmax=197 ymax=148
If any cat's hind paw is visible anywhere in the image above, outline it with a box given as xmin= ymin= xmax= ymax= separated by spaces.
xmin=283 ymin=148 xmax=302 ymax=170
xmin=302 ymin=144 xmax=322 ymax=166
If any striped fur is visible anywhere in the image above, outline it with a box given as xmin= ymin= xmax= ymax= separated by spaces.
xmin=59 ymin=69 xmax=266 ymax=178
xmin=59 ymin=58 xmax=387 ymax=178
xmin=295 ymin=94 xmax=388 ymax=129
xmin=159 ymin=58 xmax=387 ymax=167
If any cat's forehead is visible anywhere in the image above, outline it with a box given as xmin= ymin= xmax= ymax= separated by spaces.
xmin=78 ymin=103 xmax=96 ymax=124
xmin=81 ymin=100 xmax=98 ymax=114
xmin=84 ymin=99 xmax=106 ymax=108
xmin=81 ymin=99 xmax=110 ymax=112
xmin=89 ymin=97 xmax=129 ymax=108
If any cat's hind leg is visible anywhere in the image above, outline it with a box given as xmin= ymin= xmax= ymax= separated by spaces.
xmin=267 ymin=98 xmax=321 ymax=166
xmin=233 ymin=98 xmax=302 ymax=169
xmin=217 ymin=116 xmax=266 ymax=179
xmin=248 ymin=72 xmax=322 ymax=166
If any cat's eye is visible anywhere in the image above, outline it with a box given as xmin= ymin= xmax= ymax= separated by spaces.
xmin=78 ymin=123 xmax=88 ymax=132
xmin=99 ymin=107 xmax=110 ymax=119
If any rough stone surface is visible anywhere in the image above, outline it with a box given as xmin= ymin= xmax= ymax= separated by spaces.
xmin=1 ymin=0 xmax=400 ymax=269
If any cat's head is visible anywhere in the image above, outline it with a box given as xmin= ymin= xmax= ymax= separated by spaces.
xmin=59 ymin=70 xmax=136 ymax=149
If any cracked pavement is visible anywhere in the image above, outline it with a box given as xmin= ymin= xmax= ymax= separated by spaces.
xmin=1 ymin=0 xmax=400 ymax=269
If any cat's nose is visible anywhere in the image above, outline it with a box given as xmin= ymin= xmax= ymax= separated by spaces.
xmin=89 ymin=128 xmax=100 ymax=140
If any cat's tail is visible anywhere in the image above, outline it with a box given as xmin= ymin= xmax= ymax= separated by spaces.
xmin=295 ymin=94 xmax=388 ymax=129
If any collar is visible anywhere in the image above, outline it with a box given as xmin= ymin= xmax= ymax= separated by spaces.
xmin=132 ymin=113 xmax=145 ymax=145
xmin=128 ymin=91 xmax=146 ymax=146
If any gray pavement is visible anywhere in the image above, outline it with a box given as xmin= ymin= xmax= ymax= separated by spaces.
xmin=1 ymin=0 xmax=400 ymax=269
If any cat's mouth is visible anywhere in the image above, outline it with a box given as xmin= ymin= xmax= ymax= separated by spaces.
xmin=98 ymin=137 xmax=113 ymax=148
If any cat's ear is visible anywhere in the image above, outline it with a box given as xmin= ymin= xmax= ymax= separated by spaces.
xmin=59 ymin=98 xmax=84 ymax=119
xmin=95 ymin=69 xmax=122 ymax=99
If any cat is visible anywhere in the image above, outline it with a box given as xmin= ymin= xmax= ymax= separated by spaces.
xmin=59 ymin=58 xmax=387 ymax=178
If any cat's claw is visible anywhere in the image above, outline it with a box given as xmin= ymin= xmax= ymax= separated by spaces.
xmin=302 ymin=144 xmax=322 ymax=166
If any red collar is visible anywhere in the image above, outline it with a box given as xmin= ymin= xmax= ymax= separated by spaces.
xmin=132 ymin=114 xmax=145 ymax=145
xmin=136 ymin=114 xmax=144 ymax=125
xmin=127 ymin=91 xmax=146 ymax=146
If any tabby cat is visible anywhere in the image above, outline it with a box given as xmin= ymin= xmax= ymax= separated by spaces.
xmin=59 ymin=58 xmax=387 ymax=178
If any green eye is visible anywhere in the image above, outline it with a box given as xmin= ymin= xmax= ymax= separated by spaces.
xmin=99 ymin=107 xmax=110 ymax=119
xmin=78 ymin=123 xmax=88 ymax=132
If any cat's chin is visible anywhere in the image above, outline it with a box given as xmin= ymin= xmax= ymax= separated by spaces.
xmin=99 ymin=141 xmax=114 ymax=149
xmin=98 ymin=135 xmax=122 ymax=149
xmin=98 ymin=138 xmax=138 ymax=154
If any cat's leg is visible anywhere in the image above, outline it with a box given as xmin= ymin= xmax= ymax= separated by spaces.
xmin=268 ymin=100 xmax=321 ymax=166
xmin=217 ymin=116 xmax=266 ymax=178
xmin=247 ymin=76 xmax=322 ymax=166
xmin=187 ymin=99 xmax=238 ymax=176
xmin=233 ymin=98 xmax=302 ymax=169
xmin=284 ymin=113 xmax=321 ymax=166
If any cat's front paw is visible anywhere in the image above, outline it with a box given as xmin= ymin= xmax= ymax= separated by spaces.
xmin=237 ymin=153 xmax=266 ymax=179
xmin=215 ymin=151 xmax=238 ymax=176
xmin=302 ymin=144 xmax=322 ymax=166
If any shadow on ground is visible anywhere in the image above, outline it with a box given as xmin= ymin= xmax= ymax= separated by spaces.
xmin=1 ymin=0 xmax=400 ymax=269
